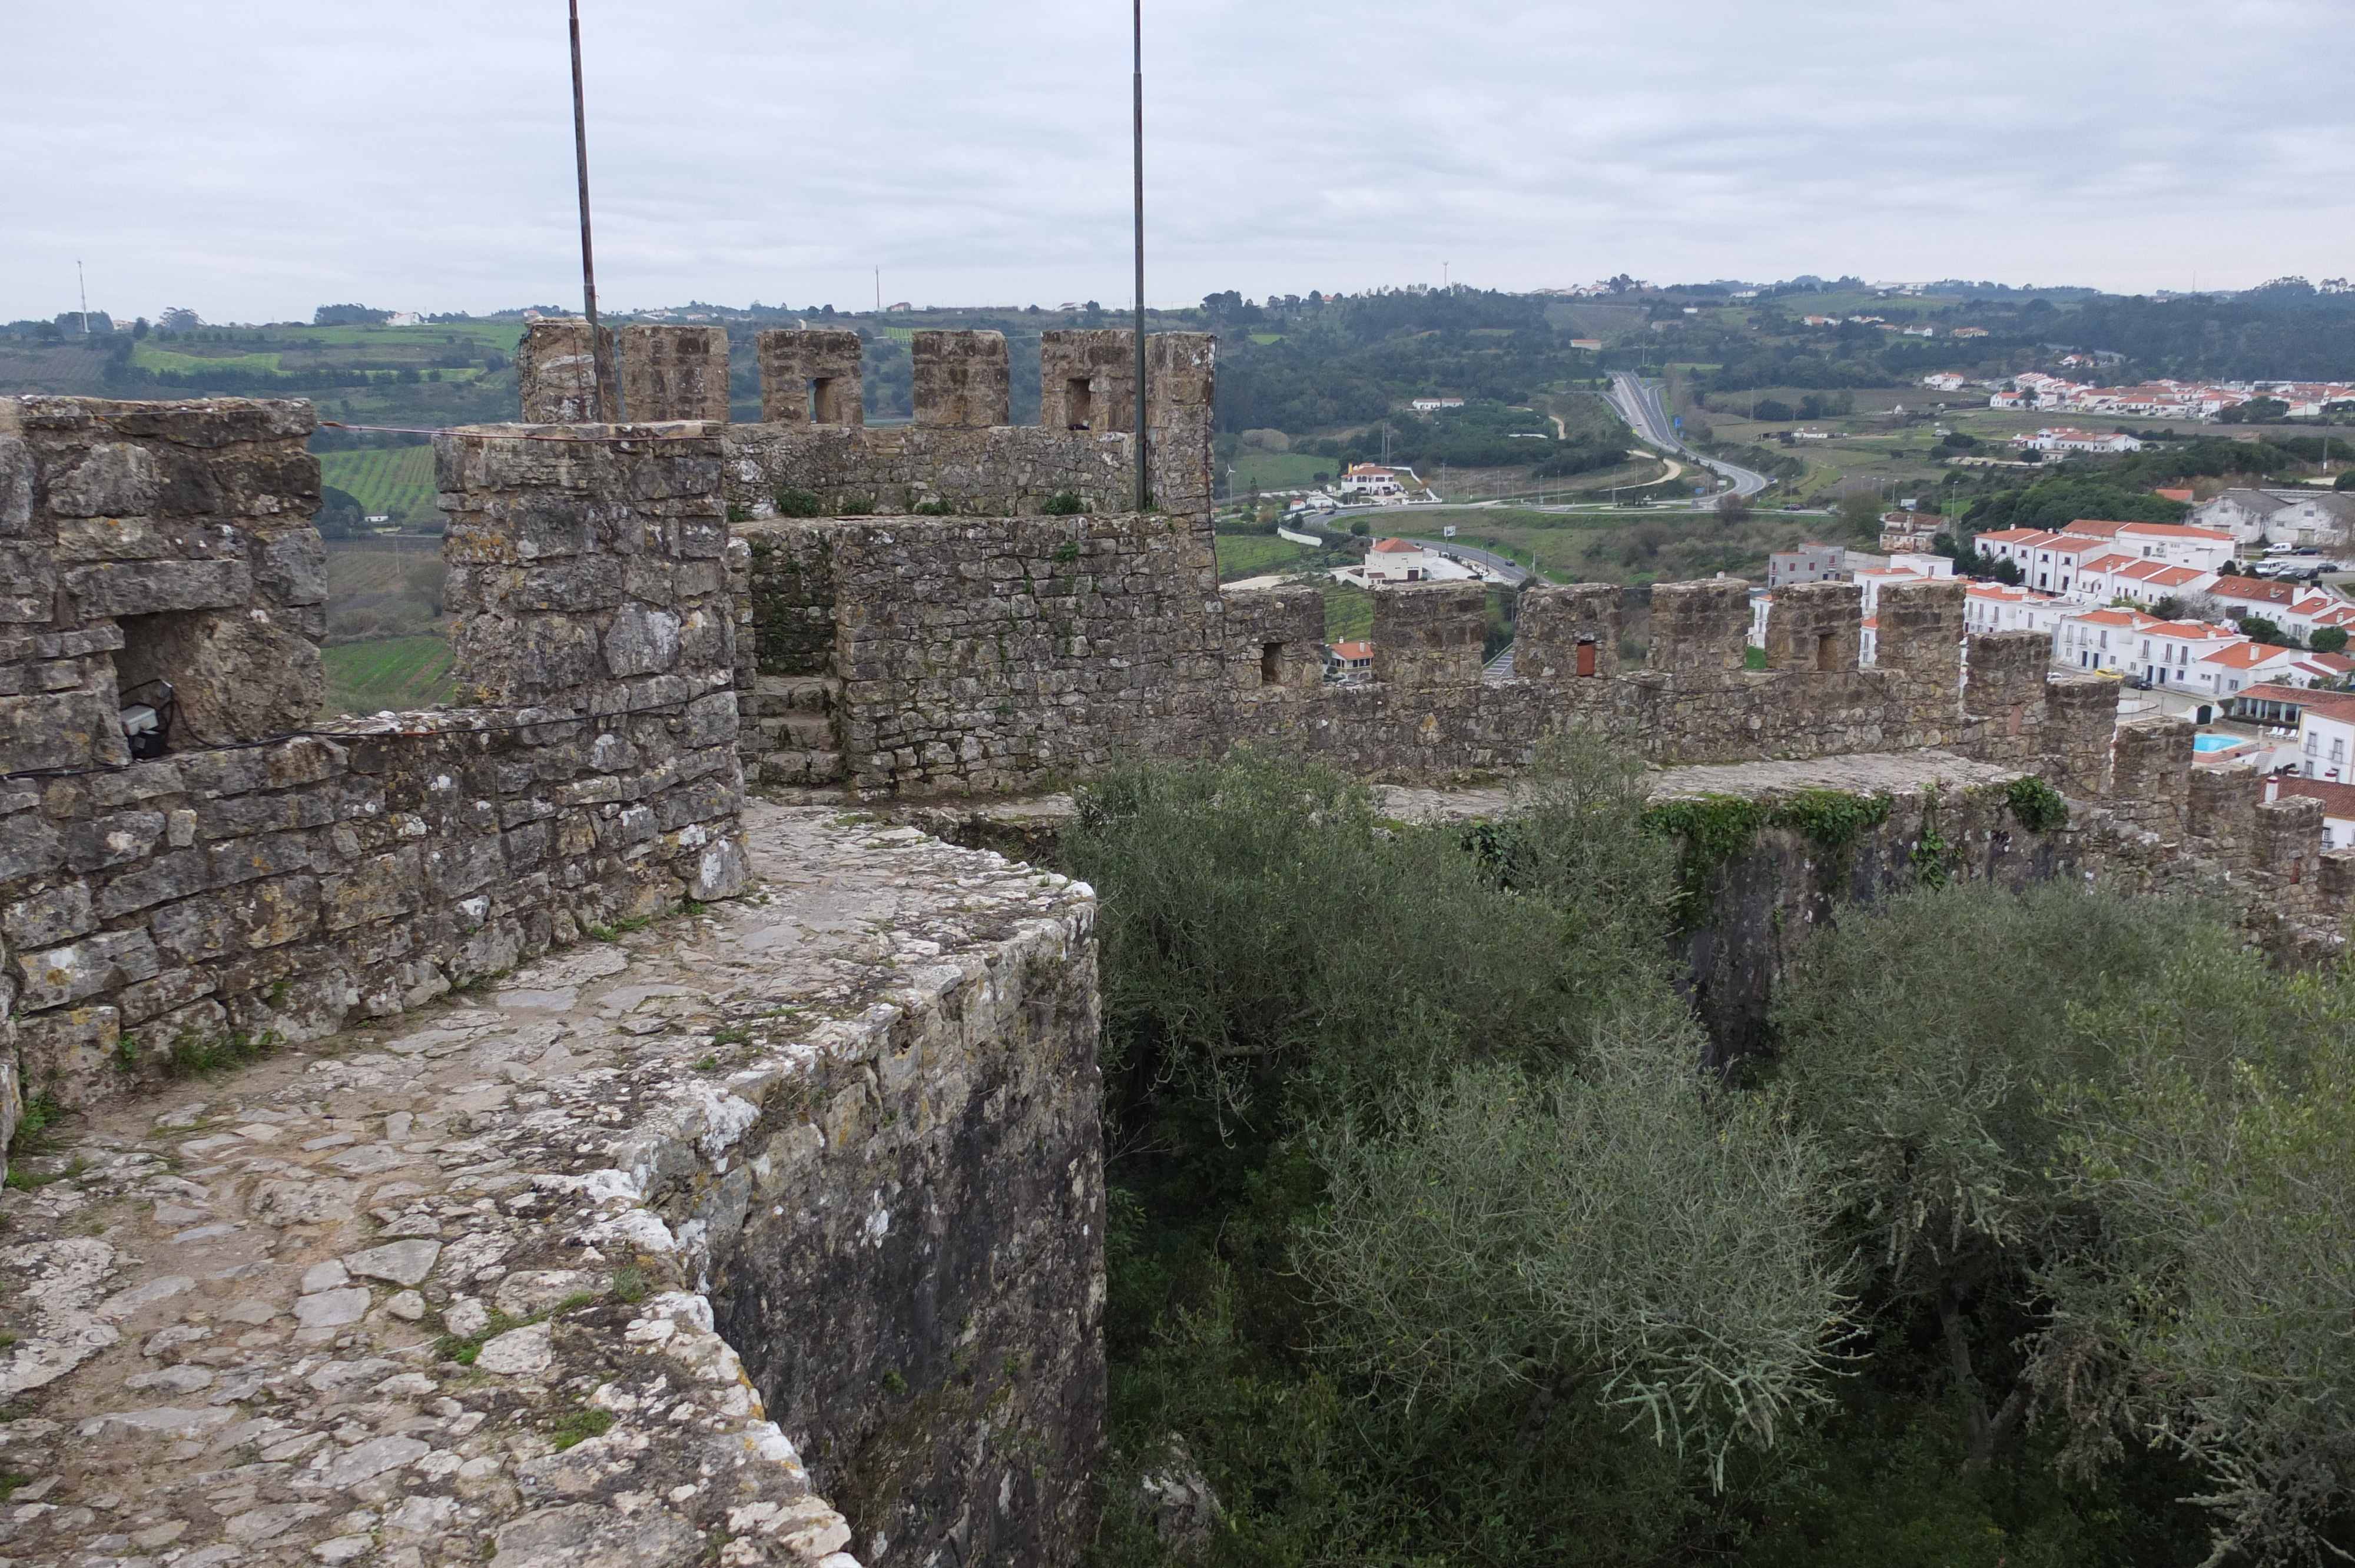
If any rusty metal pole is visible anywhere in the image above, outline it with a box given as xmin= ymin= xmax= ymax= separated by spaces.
xmin=569 ymin=0 xmax=624 ymax=421
xmin=1132 ymin=0 xmax=1149 ymax=511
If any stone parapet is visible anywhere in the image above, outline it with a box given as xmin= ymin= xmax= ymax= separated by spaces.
xmin=2 ymin=403 xmax=748 ymax=1115
xmin=0 ymin=803 xmax=1104 ymax=1568
xmin=1761 ymin=580 xmax=1861 ymax=673
xmin=1516 ymin=583 xmax=1621 ymax=681
xmin=0 ymin=395 xmax=326 ymax=766
xmin=757 ymin=330 xmax=865 ymax=427
xmin=618 ymin=324 xmax=732 ymax=424
xmin=1371 ymin=581 xmax=1487 ymax=689
xmin=911 ymin=330 xmax=1011 ymax=428
xmin=516 ymin=321 xmax=614 ymax=423
xmin=439 ymin=421 xmax=734 ymax=709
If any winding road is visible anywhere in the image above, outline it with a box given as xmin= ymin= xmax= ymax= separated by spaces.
xmin=1607 ymin=371 xmax=1774 ymax=499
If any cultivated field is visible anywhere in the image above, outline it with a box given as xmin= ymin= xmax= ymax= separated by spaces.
xmin=320 ymin=634 xmax=454 ymax=716
xmin=320 ymin=446 xmax=436 ymax=519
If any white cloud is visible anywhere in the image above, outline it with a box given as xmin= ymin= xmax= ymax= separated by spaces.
xmin=4 ymin=0 xmax=2350 ymax=323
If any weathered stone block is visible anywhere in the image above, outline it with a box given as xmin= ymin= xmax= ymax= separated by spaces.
xmin=94 ymin=848 xmax=214 ymax=917
xmin=65 ymin=559 xmax=250 ymax=617
xmin=150 ymin=875 xmax=320 ymax=961
xmin=4 ymin=883 xmax=94 ymax=948
xmin=46 ymin=441 xmax=165 ymax=519
xmin=67 ymin=810 xmax=167 ymax=871
xmin=323 ymin=846 xmax=424 ymax=932
xmin=15 ymin=928 xmax=161 ymax=1009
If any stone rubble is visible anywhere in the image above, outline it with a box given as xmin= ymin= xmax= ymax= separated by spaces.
xmin=0 ymin=801 xmax=1094 ymax=1568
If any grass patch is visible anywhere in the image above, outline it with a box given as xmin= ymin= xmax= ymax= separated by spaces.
xmin=323 ymin=635 xmax=455 ymax=716
xmin=550 ymin=1407 xmax=615 ymax=1450
xmin=1229 ymin=450 xmax=1331 ymax=494
xmin=1214 ymin=533 xmax=1319 ymax=581
xmin=612 ymin=1266 xmax=651 ymax=1304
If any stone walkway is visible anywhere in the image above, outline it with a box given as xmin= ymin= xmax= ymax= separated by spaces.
xmin=0 ymin=802 xmax=1093 ymax=1568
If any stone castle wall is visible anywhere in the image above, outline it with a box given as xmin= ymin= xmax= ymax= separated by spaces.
xmin=518 ymin=321 xmax=1218 ymax=523
xmin=0 ymin=400 xmax=748 ymax=1115
xmin=728 ymin=536 xmax=2128 ymax=800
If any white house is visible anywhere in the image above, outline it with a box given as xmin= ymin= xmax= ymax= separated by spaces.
xmin=1921 ymin=373 xmax=1968 ymax=391
xmin=1976 ymin=529 xmax=2097 ymax=593
xmin=2069 ymin=520 xmax=2236 ymax=573
xmin=1409 ymin=398 xmax=1465 ymax=413
xmin=2074 ymin=553 xmax=2217 ymax=607
xmin=1335 ymin=464 xmax=1418 ymax=503
xmin=1967 ymin=582 xmax=2072 ymax=639
xmin=1359 ymin=537 xmax=1436 ymax=582
xmin=2055 ymin=607 xmax=2151 ymax=675
xmin=2189 ymin=489 xmax=2355 ymax=548
xmin=2125 ymin=617 xmax=2251 ymax=693
xmin=2012 ymin=427 xmax=2143 ymax=454
xmin=2289 ymin=691 xmax=2355 ymax=782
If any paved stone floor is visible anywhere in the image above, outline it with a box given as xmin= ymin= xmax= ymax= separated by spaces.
xmin=0 ymin=803 xmax=1092 ymax=1568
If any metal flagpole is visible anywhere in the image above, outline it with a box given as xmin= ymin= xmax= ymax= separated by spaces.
xmin=1132 ymin=0 xmax=1149 ymax=512
xmin=569 ymin=0 xmax=624 ymax=421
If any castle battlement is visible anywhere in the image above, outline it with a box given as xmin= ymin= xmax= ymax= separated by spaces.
xmin=516 ymin=321 xmax=1218 ymax=521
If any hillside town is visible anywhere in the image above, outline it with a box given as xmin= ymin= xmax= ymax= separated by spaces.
xmin=1743 ymin=499 xmax=2355 ymax=788
xmin=1943 ymin=371 xmax=2355 ymax=420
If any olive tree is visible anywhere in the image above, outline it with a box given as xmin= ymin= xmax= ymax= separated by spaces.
xmin=1772 ymin=879 xmax=2232 ymax=1472
xmin=1301 ymin=1026 xmax=1850 ymax=1487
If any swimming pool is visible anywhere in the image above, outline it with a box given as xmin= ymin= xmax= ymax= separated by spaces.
xmin=2193 ymin=733 xmax=2251 ymax=753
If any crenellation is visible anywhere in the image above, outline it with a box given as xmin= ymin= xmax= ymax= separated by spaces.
xmin=1516 ymin=582 xmax=1622 ymax=680
xmin=2187 ymin=763 xmax=2261 ymax=860
xmin=1222 ymin=586 xmax=1326 ymax=691
xmin=619 ymin=323 xmax=733 ymax=423
xmin=1039 ymin=328 xmax=1136 ymax=431
xmin=2109 ymin=716 xmax=2194 ymax=834
xmin=1371 ymin=581 xmax=1488 ymax=689
xmin=516 ymin=320 xmax=614 ymax=423
xmin=2039 ymin=676 xmax=2118 ymax=797
xmin=911 ymin=329 xmax=1012 ymax=428
xmin=1 ymin=398 xmax=747 ymax=1117
xmin=1761 ymin=580 xmax=1862 ymax=673
xmin=757 ymin=328 xmax=866 ymax=426
xmin=1647 ymin=579 xmax=1752 ymax=677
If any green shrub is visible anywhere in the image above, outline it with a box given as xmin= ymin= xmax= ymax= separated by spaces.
xmin=772 ymin=487 xmax=824 ymax=517
xmin=1041 ymin=490 xmax=1084 ymax=515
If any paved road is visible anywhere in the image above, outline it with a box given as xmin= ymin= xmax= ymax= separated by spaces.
xmin=1607 ymin=371 xmax=1774 ymax=499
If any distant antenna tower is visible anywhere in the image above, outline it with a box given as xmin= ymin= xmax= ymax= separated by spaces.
xmin=77 ymin=259 xmax=89 ymax=334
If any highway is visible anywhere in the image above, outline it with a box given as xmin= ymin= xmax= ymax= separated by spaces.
xmin=1607 ymin=371 xmax=1774 ymax=499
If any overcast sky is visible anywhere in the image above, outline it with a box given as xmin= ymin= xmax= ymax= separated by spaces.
xmin=5 ymin=1 xmax=2350 ymax=324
